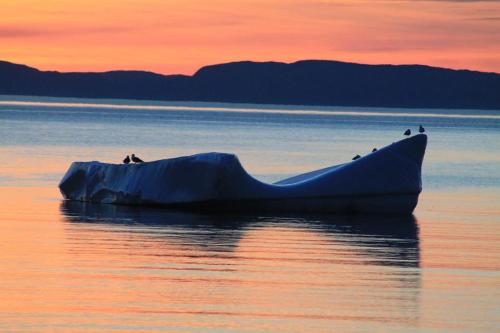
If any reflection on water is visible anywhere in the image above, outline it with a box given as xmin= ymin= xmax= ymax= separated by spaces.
xmin=60 ymin=200 xmax=420 ymax=268
xmin=53 ymin=201 xmax=422 ymax=331
xmin=61 ymin=201 xmax=250 ymax=253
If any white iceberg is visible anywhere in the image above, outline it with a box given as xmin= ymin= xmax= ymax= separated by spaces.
xmin=59 ymin=134 xmax=427 ymax=214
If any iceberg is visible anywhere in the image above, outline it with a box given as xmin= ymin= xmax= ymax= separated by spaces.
xmin=59 ymin=134 xmax=427 ymax=214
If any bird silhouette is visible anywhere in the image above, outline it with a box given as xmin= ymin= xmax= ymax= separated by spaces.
xmin=372 ymin=148 xmax=377 ymax=152
xmin=123 ymin=155 xmax=130 ymax=164
xmin=131 ymin=154 xmax=144 ymax=163
xmin=352 ymin=154 xmax=361 ymax=160
xmin=404 ymin=129 xmax=411 ymax=136
xmin=419 ymin=125 xmax=425 ymax=133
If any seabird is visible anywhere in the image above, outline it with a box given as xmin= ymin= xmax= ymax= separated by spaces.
xmin=419 ymin=125 xmax=425 ymax=133
xmin=123 ymin=155 xmax=130 ymax=164
xmin=352 ymin=154 xmax=361 ymax=160
xmin=131 ymin=154 xmax=144 ymax=163
xmin=404 ymin=129 xmax=411 ymax=136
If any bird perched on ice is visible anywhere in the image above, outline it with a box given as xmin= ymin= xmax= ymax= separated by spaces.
xmin=419 ymin=125 xmax=425 ymax=133
xmin=404 ymin=129 xmax=411 ymax=136
xmin=352 ymin=154 xmax=361 ymax=160
xmin=372 ymin=148 xmax=377 ymax=152
xmin=123 ymin=155 xmax=130 ymax=164
xmin=131 ymin=154 xmax=144 ymax=163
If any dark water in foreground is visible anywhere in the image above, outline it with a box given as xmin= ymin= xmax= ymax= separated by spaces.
xmin=0 ymin=96 xmax=499 ymax=332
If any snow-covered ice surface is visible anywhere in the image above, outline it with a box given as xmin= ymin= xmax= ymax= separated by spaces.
xmin=59 ymin=134 xmax=427 ymax=213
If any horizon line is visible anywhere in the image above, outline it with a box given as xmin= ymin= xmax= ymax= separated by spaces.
xmin=1 ymin=99 xmax=499 ymax=118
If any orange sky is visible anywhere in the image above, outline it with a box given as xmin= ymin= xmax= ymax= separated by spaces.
xmin=2 ymin=0 xmax=500 ymax=74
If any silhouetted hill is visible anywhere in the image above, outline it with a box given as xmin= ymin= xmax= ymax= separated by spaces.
xmin=1 ymin=59 xmax=499 ymax=109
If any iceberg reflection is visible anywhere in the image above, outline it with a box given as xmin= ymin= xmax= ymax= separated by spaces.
xmin=60 ymin=201 xmax=419 ymax=267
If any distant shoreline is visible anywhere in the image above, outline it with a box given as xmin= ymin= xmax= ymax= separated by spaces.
xmin=1 ymin=59 xmax=500 ymax=110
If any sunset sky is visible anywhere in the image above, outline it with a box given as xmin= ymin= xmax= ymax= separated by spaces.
xmin=2 ymin=0 xmax=500 ymax=75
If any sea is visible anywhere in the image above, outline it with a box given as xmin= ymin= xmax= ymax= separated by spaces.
xmin=0 ymin=95 xmax=499 ymax=333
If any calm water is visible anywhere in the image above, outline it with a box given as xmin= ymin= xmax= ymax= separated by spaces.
xmin=0 ymin=95 xmax=499 ymax=332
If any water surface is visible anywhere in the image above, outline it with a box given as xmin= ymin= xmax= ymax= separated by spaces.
xmin=0 ymin=96 xmax=499 ymax=332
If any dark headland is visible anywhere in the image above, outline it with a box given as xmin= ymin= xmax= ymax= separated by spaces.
xmin=1 ymin=59 xmax=499 ymax=109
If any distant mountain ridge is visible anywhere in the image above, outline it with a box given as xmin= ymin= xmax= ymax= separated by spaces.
xmin=1 ymin=59 xmax=499 ymax=109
